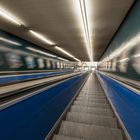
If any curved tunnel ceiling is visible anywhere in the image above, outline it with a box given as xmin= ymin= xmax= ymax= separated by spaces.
xmin=0 ymin=0 xmax=134 ymax=61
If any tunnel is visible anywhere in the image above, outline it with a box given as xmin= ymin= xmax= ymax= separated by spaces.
xmin=0 ymin=0 xmax=140 ymax=140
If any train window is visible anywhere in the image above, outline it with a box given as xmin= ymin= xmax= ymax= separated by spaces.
xmin=25 ymin=56 xmax=36 ymax=69
xmin=0 ymin=52 xmax=8 ymax=70
xmin=51 ymin=61 xmax=56 ymax=69
xmin=37 ymin=58 xmax=45 ymax=68
xmin=59 ymin=62 xmax=61 ymax=69
xmin=63 ymin=63 xmax=65 ymax=69
xmin=61 ymin=63 xmax=64 ymax=69
xmin=57 ymin=62 xmax=60 ymax=69
xmin=46 ymin=60 xmax=51 ymax=69
xmin=5 ymin=52 xmax=23 ymax=69
xmin=0 ymin=53 xmax=4 ymax=67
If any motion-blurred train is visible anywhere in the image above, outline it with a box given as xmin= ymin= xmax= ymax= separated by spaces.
xmin=0 ymin=30 xmax=77 ymax=74
xmin=98 ymin=38 xmax=140 ymax=82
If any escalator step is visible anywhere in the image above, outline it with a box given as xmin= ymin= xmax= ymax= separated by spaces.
xmin=74 ymin=101 xmax=110 ymax=109
xmin=80 ymin=92 xmax=104 ymax=94
xmin=66 ymin=112 xmax=117 ymax=128
xmin=70 ymin=105 xmax=114 ymax=117
xmin=78 ymin=95 xmax=106 ymax=99
xmin=51 ymin=74 xmax=123 ymax=140
xmin=77 ymin=97 xmax=106 ymax=101
xmin=76 ymin=96 xmax=108 ymax=101
xmin=59 ymin=121 xmax=123 ymax=140
xmin=53 ymin=135 xmax=83 ymax=140
xmin=76 ymin=98 xmax=108 ymax=104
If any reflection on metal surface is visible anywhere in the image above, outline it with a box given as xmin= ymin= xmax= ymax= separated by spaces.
xmin=78 ymin=0 xmax=93 ymax=61
xmin=55 ymin=46 xmax=80 ymax=62
xmin=0 ymin=8 xmax=23 ymax=25
xmin=29 ymin=30 xmax=55 ymax=45
xmin=0 ymin=37 xmax=21 ymax=46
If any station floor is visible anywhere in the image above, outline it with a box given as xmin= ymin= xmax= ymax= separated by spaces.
xmin=52 ymin=73 xmax=124 ymax=140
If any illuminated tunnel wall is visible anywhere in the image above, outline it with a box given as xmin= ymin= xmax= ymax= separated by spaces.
xmin=98 ymin=0 xmax=140 ymax=82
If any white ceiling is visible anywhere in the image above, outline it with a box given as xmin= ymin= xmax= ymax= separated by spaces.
xmin=0 ymin=0 xmax=134 ymax=61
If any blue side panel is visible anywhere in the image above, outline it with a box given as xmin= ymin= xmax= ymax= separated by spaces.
xmin=0 ymin=71 xmax=64 ymax=85
xmin=0 ymin=73 xmax=86 ymax=140
xmin=98 ymin=73 xmax=140 ymax=140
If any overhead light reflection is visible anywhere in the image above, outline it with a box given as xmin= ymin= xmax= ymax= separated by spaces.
xmin=55 ymin=46 xmax=80 ymax=62
xmin=0 ymin=8 xmax=22 ymax=25
xmin=73 ymin=0 xmax=93 ymax=61
xmin=133 ymin=53 xmax=140 ymax=58
xmin=0 ymin=37 xmax=21 ymax=46
xmin=29 ymin=30 xmax=54 ymax=45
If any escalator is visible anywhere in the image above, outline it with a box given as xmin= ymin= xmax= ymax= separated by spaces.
xmin=52 ymin=73 xmax=124 ymax=140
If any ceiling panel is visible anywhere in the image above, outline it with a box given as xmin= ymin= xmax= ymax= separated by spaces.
xmin=0 ymin=0 xmax=134 ymax=61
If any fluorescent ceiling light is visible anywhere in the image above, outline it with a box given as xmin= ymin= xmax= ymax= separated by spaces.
xmin=55 ymin=46 xmax=73 ymax=58
xmin=77 ymin=0 xmax=93 ymax=61
xmin=0 ymin=8 xmax=22 ymax=25
xmin=29 ymin=30 xmax=54 ymax=45
xmin=73 ymin=57 xmax=81 ymax=62
xmin=119 ymin=58 xmax=129 ymax=62
xmin=133 ymin=53 xmax=140 ymax=58
xmin=27 ymin=47 xmax=56 ymax=58
xmin=0 ymin=37 xmax=21 ymax=46
xmin=55 ymin=46 xmax=80 ymax=62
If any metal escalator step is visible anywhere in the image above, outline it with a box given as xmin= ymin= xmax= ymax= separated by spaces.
xmin=79 ymin=93 xmax=105 ymax=96
xmin=78 ymin=94 xmax=106 ymax=97
xmin=59 ymin=121 xmax=123 ymax=140
xmin=74 ymin=101 xmax=110 ymax=108
xmin=74 ymin=100 xmax=110 ymax=106
xmin=53 ymin=135 xmax=83 ymax=140
xmin=76 ymin=98 xmax=108 ymax=104
xmin=80 ymin=90 xmax=103 ymax=92
xmin=70 ymin=105 xmax=114 ymax=117
xmin=77 ymin=96 xmax=106 ymax=100
xmin=66 ymin=112 xmax=117 ymax=128
xmin=80 ymin=90 xmax=103 ymax=93
xmin=78 ymin=95 xmax=106 ymax=99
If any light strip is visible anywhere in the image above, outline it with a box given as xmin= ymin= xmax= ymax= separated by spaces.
xmin=119 ymin=58 xmax=129 ymax=62
xmin=27 ymin=47 xmax=56 ymax=58
xmin=133 ymin=53 xmax=140 ymax=58
xmin=0 ymin=37 xmax=21 ymax=46
xmin=55 ymin=46 xmax=73 ymax=58
xmin=55 ymin=46 xmax=80 ymax=62
xmin=79 ymin=0 xmax=92 ymax=61
xmin=29 ymin=30 xmax=54 ymax=45
xmin=0 ymin=8 xmax=22 ymax=25
xmin=73 ymin=57 xmax=81 ymax=62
